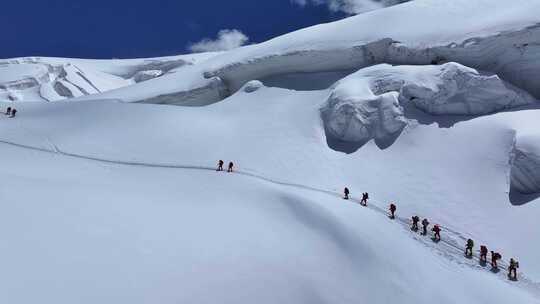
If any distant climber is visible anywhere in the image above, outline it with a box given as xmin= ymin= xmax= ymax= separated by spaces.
xmin=421 ymin=218 xmax=430 ymax=235
xmin=432 ymin=224 xmax=441 ymax=241
xmin=10 ymin=108 xmax=17 ymax=118
xmin=411 ymin=215 xmax=420 ymax=231
xmin=344 ymin=187 xmax=350 ymax=200
xmin=491 ymin=251 xmax=502 ymax=269
xmin=389 ymin=203 xmax=396 ymax=219
xmin=227 ymin=161 xmax=234 ymax=173
xmin=6 ymin=107 xmax=11 ymax=116
xmin=508 ymin=258 xmax=519 ymax=280
xmin=360 ymin=193 xmax=368 ymax=206
xmin=217 ymin=160 xmax=224 ymax=171
xmin=479 ymin=245 xmax=488 ymax=263
xmin=465 ymin=239 xmax=474 ymax=257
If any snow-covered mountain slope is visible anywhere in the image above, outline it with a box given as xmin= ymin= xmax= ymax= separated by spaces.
xmin=0 ymin=125 xmax=539 ymax=304
xmin=2 ymin=0 xmax=540 ymax=303
xmin=1 ymin=79 xmax=540 ymax=283
xmin=3 ymin=0 xmax=539 ymax=106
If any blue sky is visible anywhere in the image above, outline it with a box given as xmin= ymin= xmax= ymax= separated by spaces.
xmin=1 ymin=0 xmax=345 ymax=59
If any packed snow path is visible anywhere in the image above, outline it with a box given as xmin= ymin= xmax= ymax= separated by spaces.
xmin=0 ymin=137 xmax=538 ymax=296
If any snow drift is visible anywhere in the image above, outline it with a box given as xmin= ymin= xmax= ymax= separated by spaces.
xmin=242 ymin=80 xmax=264 ymax=93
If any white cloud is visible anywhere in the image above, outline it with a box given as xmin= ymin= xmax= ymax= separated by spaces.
xmin=188 ymin=29 xmax=249 ymax=53
xmin=291 ymin=0 xmax=409 ymax=14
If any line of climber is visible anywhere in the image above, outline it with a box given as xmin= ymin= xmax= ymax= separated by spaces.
xmin=3 ymin=107 xmax=17 ymax=118
xmin=464 ymin=238 xmax=519 ymax=280
xmin=344 ymin=187 xmax=369 ymax=206
xmin=408 ymin=209 xmax=519 ymax=280
xmin=215 ymin=164 xmax=522 ymax=282
xmin=343 ymin=187 xmax=521 ymax=281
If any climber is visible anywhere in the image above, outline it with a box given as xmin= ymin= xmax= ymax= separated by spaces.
xmin=411 ymin=215 xmax=420 ymax=231
xmin=217 ymin=160 xmax=224 ymax=171
xmin=389 ymin=203 xmax=396 ymax=219
xmin=491 ymin=251 xmax=502 ymax=269
xmin=344 ymin=187 xmax=350 ymax=200
xmin=10 ymin=108 xmax=17 ymax=118
xmin=508 ymin=258 xmax=519 ymax=280
xmin=479 ymin=245 xmax=488 ymax=263
xmin=6 ymin=107 xmax=11 ymax=116
xmin=421 ymin=218 xmax=430 ymax=235
xmin=361 ymin=193 xmax=368 ymax=206
xmin=432 ymin=224 xmax=441 ymax=241
xmin=465 ymin=239 xmax=474 ymax=257
xmin=227 ymin=161 xmax=234 ymax=173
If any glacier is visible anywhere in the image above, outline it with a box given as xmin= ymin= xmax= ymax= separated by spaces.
xmin=1 ymin=0 xmax=540 ymax=303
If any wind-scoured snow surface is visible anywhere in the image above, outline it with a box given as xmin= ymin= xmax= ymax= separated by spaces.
xmin=1 ymin=0 xmax=540 ymax=303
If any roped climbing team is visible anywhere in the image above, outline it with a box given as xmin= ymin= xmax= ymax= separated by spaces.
xmin=216 ymin=160 xmax=521 ymax=281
